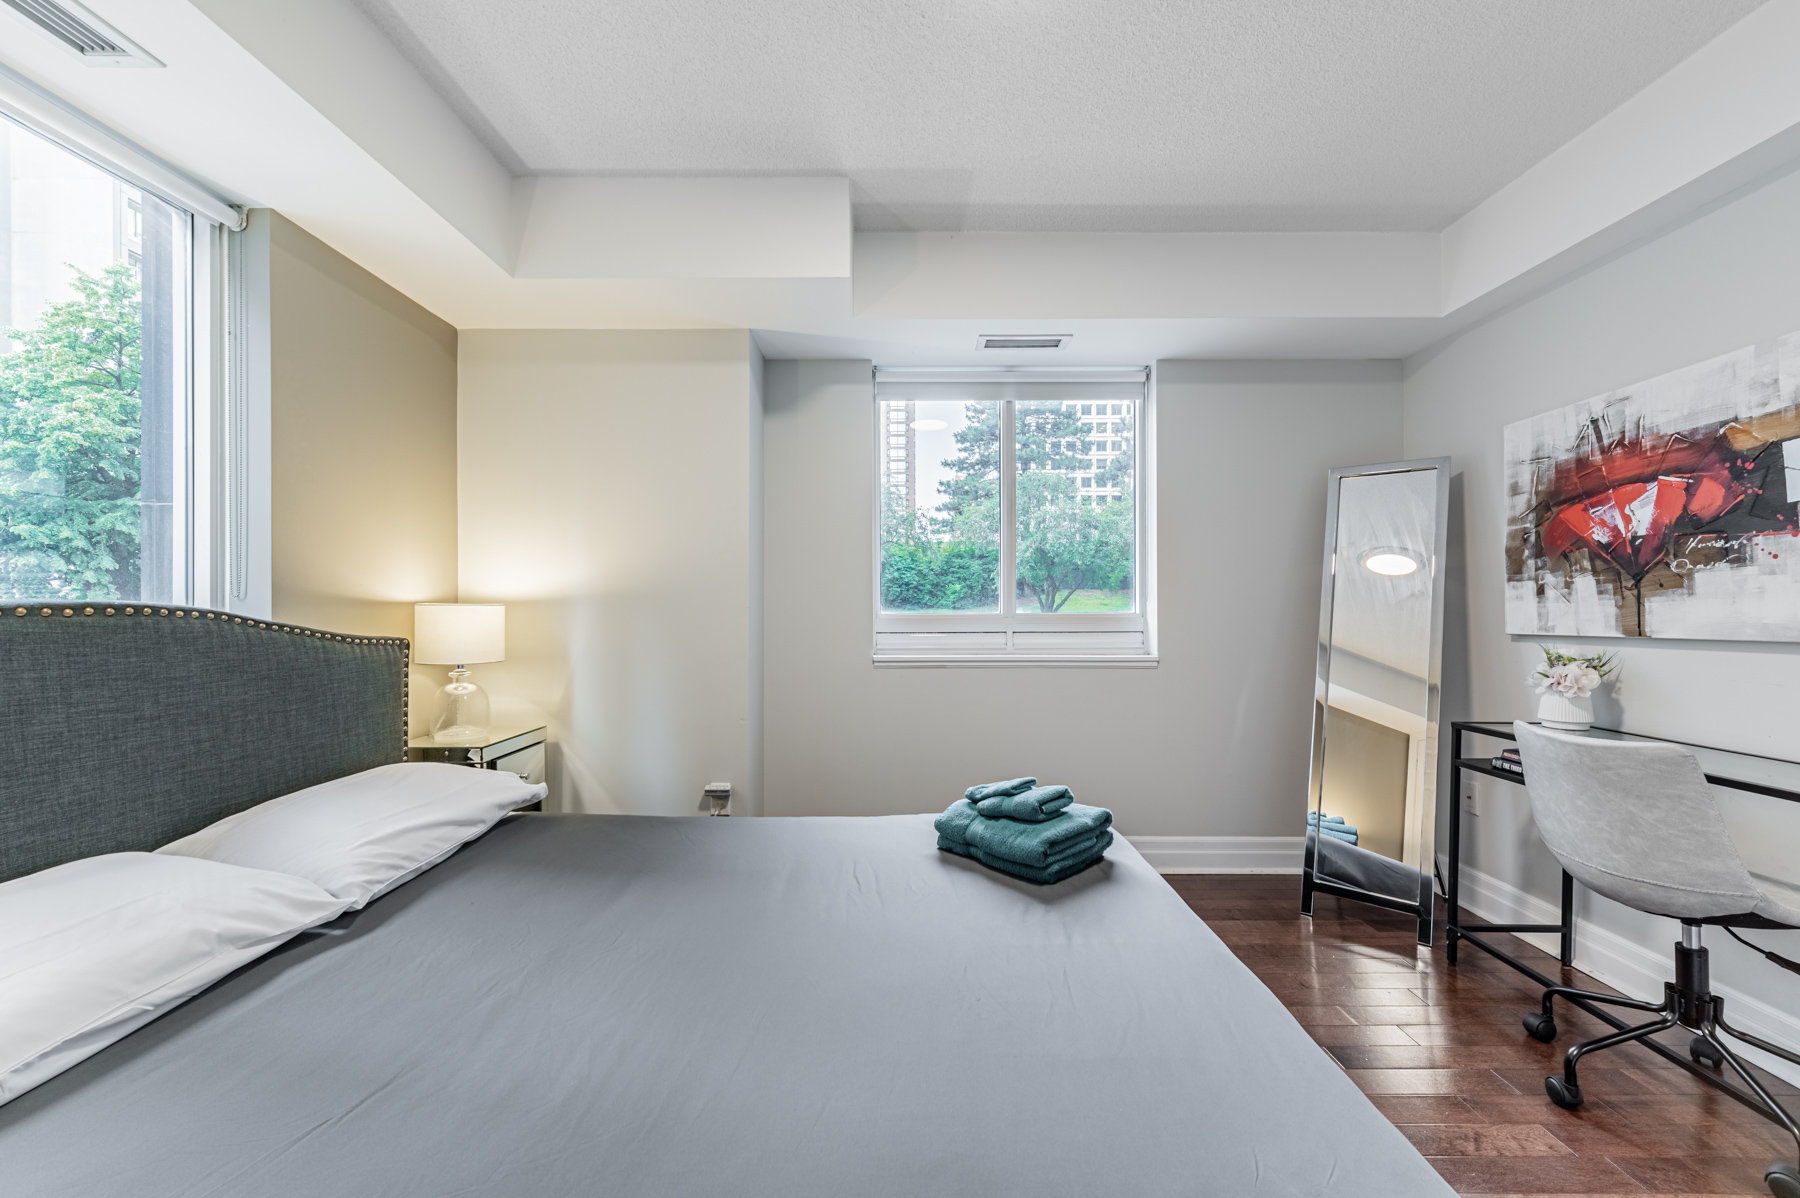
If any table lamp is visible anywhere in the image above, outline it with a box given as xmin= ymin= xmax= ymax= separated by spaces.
xmin=413 ymin=603 xmax=505 ymax=741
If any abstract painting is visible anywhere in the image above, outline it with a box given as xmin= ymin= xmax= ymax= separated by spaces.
xmin=1505 ymin=334 xmax=1800 ymax=640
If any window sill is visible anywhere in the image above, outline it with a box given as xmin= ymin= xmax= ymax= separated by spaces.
xmin=871 ymin=654 xmax=1158 ymax=669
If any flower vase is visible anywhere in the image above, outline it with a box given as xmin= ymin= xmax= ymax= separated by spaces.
xmin=1537 ymin=689 xmax=1594 ymax=731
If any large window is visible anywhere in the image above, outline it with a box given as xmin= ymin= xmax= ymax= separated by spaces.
xmin=874 ymin=368 xmax=1153 ymax=664
xmin=0 ymin=116 xmax=194 ymax=603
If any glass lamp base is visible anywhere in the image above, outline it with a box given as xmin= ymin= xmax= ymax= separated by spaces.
xmin=431 ymin=667 xmax=491 ymax=741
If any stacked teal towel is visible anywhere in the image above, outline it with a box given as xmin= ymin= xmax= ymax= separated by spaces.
xmin=964 ymin=777 xmax=1036 ymax=802
xmin=936 ymin=783 xmax=1113 ymax=885
xmin=1307 ymin=812 xmax=1358 ymax=846
xmin=975 ymin=784 xmax=1072 ymax=823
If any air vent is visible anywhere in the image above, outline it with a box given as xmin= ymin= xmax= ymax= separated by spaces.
xmin=1 ymin=0 xmax=162 ymax=67
xmin=979 ymin=334 xmax=1070 ymax=350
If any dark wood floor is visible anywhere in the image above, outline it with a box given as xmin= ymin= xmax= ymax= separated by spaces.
xmin=1163 ymin=873 xmax=1800 ymax=1197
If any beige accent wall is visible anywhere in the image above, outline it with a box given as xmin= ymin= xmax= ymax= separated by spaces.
xmin=1317 ymin=704 xmax=1408 ymax=861
xmin=456 ymin=329 xmax=763 ymax=816
xmin=266 ymin=212 xmax=459 ymax=732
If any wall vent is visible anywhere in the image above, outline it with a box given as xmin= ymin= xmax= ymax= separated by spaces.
xmin=979 ymin=334 xmax=1070 ymax=350
xmin=1 ymin=0 xmax=162 ymax=66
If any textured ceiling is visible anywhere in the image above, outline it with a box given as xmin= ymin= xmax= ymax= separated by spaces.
xmin=351 ymin=0 xmax=1762 ymax=233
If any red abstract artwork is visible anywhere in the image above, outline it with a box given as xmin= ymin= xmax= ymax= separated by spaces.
xmin=1505 ymin=339 xmax=1800 ymax=640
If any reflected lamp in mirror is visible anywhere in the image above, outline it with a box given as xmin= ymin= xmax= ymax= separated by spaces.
xmin=1362 ymin=548 xmax=1422 ymax=577
xmin=413 ymin=603 xmax=505 ymax=741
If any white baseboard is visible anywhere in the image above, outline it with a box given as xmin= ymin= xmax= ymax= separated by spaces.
xmin=1125 ymin=834 xmax=1303 ymax=874
xmin=1456 ymin=864 xmax=1800 ymax=1087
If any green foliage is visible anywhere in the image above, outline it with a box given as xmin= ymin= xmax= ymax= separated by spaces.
xmin=0 ymin=262 xmax=142 ymax=600
xmin=1537 ymin=645 xmax=1617 ymax=677
xmin=1010 ymin=400 xmax=1134 ymax=612
xmin=1013 ymin=400 xmax=1092 ymax=474
xmin=1014 ymin=471 xmax=1134 ymax=612
xmin=935 ymin=402 xmax=1001 ymax=515
xmin=880 ymin=541 xmax=1000 ymax=610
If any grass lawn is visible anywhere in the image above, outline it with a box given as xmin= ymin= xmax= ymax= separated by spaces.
xmin=1027 ymin=589 xmax=1133 ymax=613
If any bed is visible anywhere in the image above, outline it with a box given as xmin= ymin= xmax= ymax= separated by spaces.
xmin=0 ymin=605 xmax=1454 ymax=1197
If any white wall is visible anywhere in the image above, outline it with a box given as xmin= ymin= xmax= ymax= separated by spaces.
xmin=457 ymin=329 xmax=764 ymax=816
xmin=1404 ymin=162 xmax=1800 ymax=1072
xmin=762 ymin=358 xmax=1402 ymax=846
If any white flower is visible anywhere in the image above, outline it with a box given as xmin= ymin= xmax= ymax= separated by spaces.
xmin=1532 ymin=662 xmax=1602 ymax=698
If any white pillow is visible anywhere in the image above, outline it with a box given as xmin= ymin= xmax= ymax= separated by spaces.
xmin=0 ymin=852 xmax=348 ymax=1106
xmin=157 ymin=762 xmax=547 ymax=909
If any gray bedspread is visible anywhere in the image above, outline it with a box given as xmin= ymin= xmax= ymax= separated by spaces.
xmin=0 ymin=814 xmax=1452 ymax=1197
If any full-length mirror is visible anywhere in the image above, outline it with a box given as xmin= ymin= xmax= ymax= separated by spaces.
xmin=1301 ymin=458 xmax=1450 ymax=945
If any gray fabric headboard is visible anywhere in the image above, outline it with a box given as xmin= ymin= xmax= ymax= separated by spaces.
xmin=2 ymin=602 xmax=408 ymax=882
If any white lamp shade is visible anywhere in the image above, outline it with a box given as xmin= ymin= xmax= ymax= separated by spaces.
xmin=413 ymin=603 xmax=505 ymax=665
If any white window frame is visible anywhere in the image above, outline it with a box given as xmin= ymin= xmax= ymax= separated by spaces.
xmin=0 ymin=65 xmax=246 ymax=610
xmin=871 ymin=367 xmax=1157 ymax=667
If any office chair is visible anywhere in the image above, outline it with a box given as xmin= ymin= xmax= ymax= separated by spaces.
xmin=1512 ymin=721 xmax=1800 ymax=1198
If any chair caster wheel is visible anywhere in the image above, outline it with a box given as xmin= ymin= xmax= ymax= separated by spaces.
xmin=1691 ymin=1035 xmax=1726 ymax=1068
xmin=1523 ymin=1012 xmax=1557 ymax=1042
xmin=1545 ymin=1075 xmax=1584 ymax=1108
xmin=1765 ymin=1160 xmax=1800 ymax=1198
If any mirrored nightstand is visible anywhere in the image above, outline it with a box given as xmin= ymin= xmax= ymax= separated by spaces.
xmin=407 ymin=725 xmax=547 ymax=810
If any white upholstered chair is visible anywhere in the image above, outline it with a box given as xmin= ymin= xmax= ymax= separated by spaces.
xmin=1513 ymin=721 xmax=1800 ymax=1198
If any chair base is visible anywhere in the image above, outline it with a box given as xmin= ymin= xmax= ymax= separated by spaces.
xmin=1524 ymin=926 xmax=1800 ymax=1198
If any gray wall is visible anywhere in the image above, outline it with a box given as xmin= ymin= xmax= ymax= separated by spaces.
xmin=1403 ymin=162 xmax=1800 ymax=1045
xmin=762 ymin=358 xmax=1402 ymax=837
xmin=266 ymin=211 xmax=459 ymax=733
xmin=457 ymin=329 xmax=764 ymax=816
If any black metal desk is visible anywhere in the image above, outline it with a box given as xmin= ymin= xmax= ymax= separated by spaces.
xmin=1447 ymin=719 xmax=1800 ymax=1119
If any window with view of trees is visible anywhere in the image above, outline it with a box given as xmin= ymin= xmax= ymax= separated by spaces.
xmin=0 ymin=118 xmax=192 ymax=603
xmin=875 ymin=371 xmax=1150 ymax=661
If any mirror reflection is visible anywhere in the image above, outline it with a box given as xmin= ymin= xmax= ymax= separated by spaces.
xmin=1307 ymin=465 xmax=1444 ymax=919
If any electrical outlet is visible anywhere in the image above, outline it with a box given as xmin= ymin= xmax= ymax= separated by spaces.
xmin=1462 ymin=783 xmax=1480 ymax=817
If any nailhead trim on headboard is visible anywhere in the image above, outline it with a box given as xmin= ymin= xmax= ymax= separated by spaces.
xmin=3 ymin=603 xmax=413 ymax=761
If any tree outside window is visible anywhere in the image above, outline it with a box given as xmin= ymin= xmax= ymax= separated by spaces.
xmin=0 ymin=263 xmax=143 ymax=599
xmin=0 ymin=120 xmax=188 ymax=603
xmin=878 ymin=394 xmax=1137 ymax=615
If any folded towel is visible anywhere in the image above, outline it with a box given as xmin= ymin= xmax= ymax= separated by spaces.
xmin=1008 ymin=828 xmax=1109 ymax=870
xmin=936 ymin=798 xmax=1101 ymax=863
xmin=937 ymin=798 xmax=1109 ymax=863
xmin=935 ymin=798 xmax=984 ymax=844
xmin=1318 ymin=826 xmax=1358 ymax=845
xmin=937 ymin=799 xmax=1114 ymax=868
xmin=974 ymin=784 xmax=1073 ymax=823
xmin=939 ymin=831 xmax=1113 ymax=886
xmin=938 ymin=831 xmax=1104 ymax=873
xmin=964 ymin=777 xmax=1038 ymax=803
xmin=1307 ymin=813 xmax=1348 ymax=825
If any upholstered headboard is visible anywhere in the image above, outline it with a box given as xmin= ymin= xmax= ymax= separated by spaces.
xmin=2 ymin=602 xmax=408 ymax=881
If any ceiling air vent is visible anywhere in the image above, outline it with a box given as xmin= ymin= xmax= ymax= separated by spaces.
xmin=979 ymin=334 xmax=1070 ymax=350
xmin=1 ymin=0 xmax=162 ymax=67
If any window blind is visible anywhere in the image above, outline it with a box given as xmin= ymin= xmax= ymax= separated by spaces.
xmin=0 ymin=62 xmax=245 ymax=229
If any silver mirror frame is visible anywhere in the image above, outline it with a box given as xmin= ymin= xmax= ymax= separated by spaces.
xmin=1299 ymin=456 xmax=1451 ymax=946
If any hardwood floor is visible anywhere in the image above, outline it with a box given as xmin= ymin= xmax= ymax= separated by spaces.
xmin=1163 ymin=873 xmax=1800 ymax=1197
